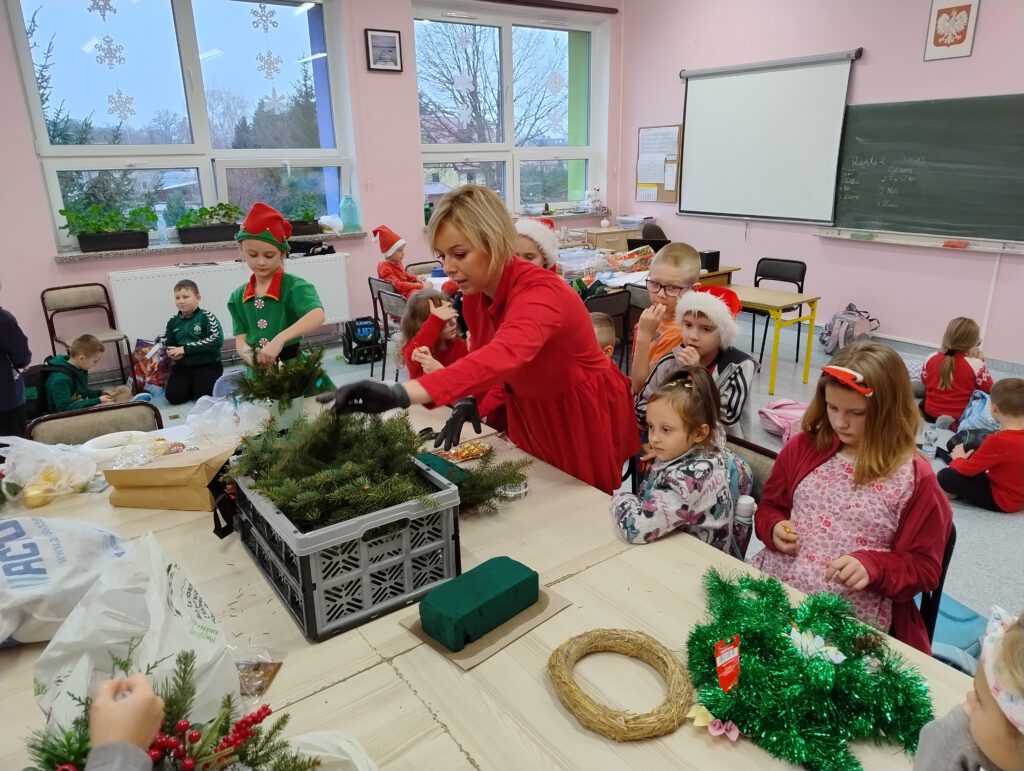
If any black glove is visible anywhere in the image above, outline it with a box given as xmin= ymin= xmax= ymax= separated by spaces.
xmin=434 ymin=397 xmax=482 ymax=450
xmin=316 ymin=380 xmax=410 ymax=414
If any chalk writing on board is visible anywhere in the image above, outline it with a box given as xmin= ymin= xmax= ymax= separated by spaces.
xmin=839 ymin=155 xmax=921 ymax=211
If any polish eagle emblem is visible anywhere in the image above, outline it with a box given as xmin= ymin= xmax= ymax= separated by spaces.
xmin=933 ymin=5 xmax=971 ymax=47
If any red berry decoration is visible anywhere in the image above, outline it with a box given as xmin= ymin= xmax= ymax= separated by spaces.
xmin=182 ymin=760 xmax=197 ymax=771
xmin=188 ymin=729 xmax=202 ymax=743
xmin=173 ymin=746 xmax=187 ymax=760
xmin=176 ymin=718 xmax=191 ymax=733
xmin=56 ymin=765 xmax=79 ymax=771
xmin=148 ymin=749 xmax=163 ymax=762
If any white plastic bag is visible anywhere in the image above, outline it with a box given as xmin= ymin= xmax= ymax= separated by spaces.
xmin=35 ymin=534 xmax=239 ymax=729
xmin=0 ymin=517 xmax=125 ymax=647
xmin=289 ymin=731 xmax=378 ymax=771
xmin=0 ymin=436 xmax=96 ymax=505
xmin=185 ymin=395 xmax=271 ymax=443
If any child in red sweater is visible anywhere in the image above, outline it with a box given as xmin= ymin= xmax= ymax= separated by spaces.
xmin=921 ymin=316 xmax=992 ymax=425
xmin=401 ymin=289 xmax=468 ymax=378
xmin=375 ymin=225 xmax=428 ymax=298
xmin=938 ymin=378 xmax=1024 ymax=513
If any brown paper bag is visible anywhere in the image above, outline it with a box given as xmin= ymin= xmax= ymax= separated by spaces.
xmin=104 ymin=446 xmax=235 ymax=511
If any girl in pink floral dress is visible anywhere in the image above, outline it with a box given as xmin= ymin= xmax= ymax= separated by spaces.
xmin=750 ymin=342 xmax=953 ymax=654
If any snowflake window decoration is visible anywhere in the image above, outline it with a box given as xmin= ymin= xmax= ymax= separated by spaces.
xmin=546 ymin=113 xmax=564 ymax=132
xmin=87 ymin=0 xmax=117 ymax=22
xmin=265 ymin=86 xmax=286 ymax=116
xmin=454 ymin=73 xmax=475 ymax=93
xmin=95 ymin=35 xmax=125 ymax=69
xmin=256 ymin=50 xmax=283 ymax=80
xmin=251 ymin=3 xmax=279 ymax=34
xmin=456 ymin=104 xmax=472 ymax=129
xmin=546 ymin=72 xmax=566 ymax=94
xmin=107 ymin=88 xmax=135 ymax=121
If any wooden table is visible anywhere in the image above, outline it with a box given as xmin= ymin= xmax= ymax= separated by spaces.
xmin=732 ymin=284 xmax=820 ymax=395
xmin=2 ymin=419 xmax=969 ymax=770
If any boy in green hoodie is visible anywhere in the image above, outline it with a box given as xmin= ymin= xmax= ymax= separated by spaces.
xmin=163 ymin=279 xmax=224 ymax=405
xmin=44 ymin=334 xmax=116 ymax=413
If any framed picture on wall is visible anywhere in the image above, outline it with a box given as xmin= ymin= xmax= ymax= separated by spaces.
xmin=365 ymin=29 xmax=403 ymax=72
xmin=924 ymin=0 xmax=980 ymax=60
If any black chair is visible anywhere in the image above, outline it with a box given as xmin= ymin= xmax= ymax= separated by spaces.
xmin=367 ymin=277 xmax=394 ymax=379
xmin=584 ymin=290 xmax=632 ymax=369
xmin=377 ymin=289 xmax=408 ymax=382
xmin=919 ymin=523 xmax=958 ymax=645
xmin=641 ymin=222 xmax=667 ymax=240
xmin=748 ymin=258 xmax=808 ymax=364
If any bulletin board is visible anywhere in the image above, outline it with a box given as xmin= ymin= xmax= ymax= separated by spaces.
xmin=635 ymin=125 xmax=682 ymax=203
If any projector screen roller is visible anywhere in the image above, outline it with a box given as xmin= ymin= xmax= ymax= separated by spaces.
xmin=679 ymin=59 xmax=852 ymax=223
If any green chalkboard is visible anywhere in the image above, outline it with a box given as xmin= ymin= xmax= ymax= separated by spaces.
xmin=835 ymin=94 xmax=1024 ymax=242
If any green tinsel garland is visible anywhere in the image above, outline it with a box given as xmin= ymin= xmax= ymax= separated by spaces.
xmin=686 ymin=569 xmax=934 ymax=771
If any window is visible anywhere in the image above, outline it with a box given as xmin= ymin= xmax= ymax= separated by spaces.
xmin=10 ymin=0 xmax=350 ymax=248
xmin=415 ymin=7 xmax=607 ymax=214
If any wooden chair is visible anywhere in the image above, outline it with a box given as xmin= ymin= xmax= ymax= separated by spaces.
xmin=584 ymin=290 xmax=632 ymax=370
xmin=377 ymin=289 xmax=408 ymax=382
xmin=748 ymin=259 xmax=808 ymax=364
xmin=406 ymin=260 xmax=439 ymax=276
xmin=41 ymin=283 xmax=131 ymax=382
xmin=27 ymin=401 xmax=163 ymax=445
xmin=367 ymin=277 xmax=395 ymax=379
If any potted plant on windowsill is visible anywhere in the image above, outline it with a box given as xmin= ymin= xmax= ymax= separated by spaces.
xmin=60 ymin=203 xmax=159 ymax=253
xmin=174 ymin=202 xmax=245 ymax=244
xmin=287 ymin=194 xmax=323 ymax=236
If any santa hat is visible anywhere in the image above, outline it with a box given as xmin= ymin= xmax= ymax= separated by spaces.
xmin=373 ymin=225 xmax=406 ymax=258
xmin=515 ymin=217 xmax=559 ymax=268
xmin=235 ymin=202 xmax=291 ymax=252
xmin=674 ymin=285 xmax=742 ymax=349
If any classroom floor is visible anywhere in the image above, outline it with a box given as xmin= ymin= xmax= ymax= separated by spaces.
xmin=150 ymin=319 xmax=1023 ymax=620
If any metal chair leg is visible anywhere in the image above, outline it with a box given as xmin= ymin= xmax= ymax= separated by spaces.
xmin=758 ymin=315 xmax=770 ymax=364
xmin=794 ymin=305 xmax=802 ymax=363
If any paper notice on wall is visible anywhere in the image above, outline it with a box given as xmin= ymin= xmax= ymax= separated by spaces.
xmin=637 ymin=154 xmax=666 ymax=184
xmin=636 ymin=185 xmax=658 ymax=202
xmin=638 ymin=126 xmax=679 ymax=156
xmin=664 ymin=163 xmax=678 ymax=191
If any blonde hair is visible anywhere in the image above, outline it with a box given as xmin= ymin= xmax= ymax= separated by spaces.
xmin=991 ymin=378 xmax=1024 ymax=418
xmin=801 ymin=341 xmax=919 ymax=484
xmin=70 ymin=334 xmax=105 ymax=357
xmin=939 ymin=317 xmax=982 ymax=390
xmin=648 ymin=365 xmax=720 ymax=448
xmin=400 ymin=288 xmax=450 ymax=344
xmin=590 ymin=312 xmax=616 ymax=350
xmin=651 ymin=242 xmax=701 ymax=281
xmin=428 ymin=185 xmax=516 ymax=278
xmin=1002 ymin=618 xmax=1024 ymax=703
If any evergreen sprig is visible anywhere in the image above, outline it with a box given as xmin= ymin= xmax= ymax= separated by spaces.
xmin=157 ymin=650 xmax=197 ymax=731
xmin=450 ymin=449 xmax=532 ymax=514
xmin=235 ymin=348 xmax=332 ymax=410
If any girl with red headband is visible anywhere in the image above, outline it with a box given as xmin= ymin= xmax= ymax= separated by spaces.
xmin=749 ymin=341 xmax=953 ymax=654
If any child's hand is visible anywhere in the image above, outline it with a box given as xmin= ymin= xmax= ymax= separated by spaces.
xmin=412 ymin=346 xmax=443 ymax=374
xmin=673 ymin=345 xmax=700 ymax=366
xmin=99 ymin=394 xmax=113 ymax=404
xmin=257 ymin=338 xmax=284 ymax=365
xmin=771 ymin=520 xmax=799 ymax=553
xmin=969 ymin=346 xmax=985 ymax=361
xmin=168 ymin=346 xmax=185 ymax=360
xmin=825 ymin=555 xmax=869 ymax=591
xmin=951 ymin=443 xmax=973 ymax=461
xmin=429 ymin=302 xmax=458 ymax=323
xmin=638 ymin=304 xmax=666 ymax=336
xmin=419 ymin=275 xmax=430 ymax=285
xmin=639 ymin=443 xmax=656 ymax=463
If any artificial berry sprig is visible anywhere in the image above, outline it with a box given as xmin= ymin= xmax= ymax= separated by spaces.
xmin=214 ymin=704 xmax=272 ymax=755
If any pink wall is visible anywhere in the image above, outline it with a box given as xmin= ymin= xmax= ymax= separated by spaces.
xmin=616 ymin=0 xmax=1024 ymax=362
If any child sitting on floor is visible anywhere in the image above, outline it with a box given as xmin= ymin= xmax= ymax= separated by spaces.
xmin=163 ymin=279 xmax=224 ymax=405
xmin=915 ymin=608 xmax=1024 ymax=770
xmin=637 ymin=286 xmax=757 ymax=438
xmin=921 ymin=316 xmax=993 ymax=426
xmin=375 ymin=225 xmax=428 ymax=298
xmin=44 ymin=335 xmax=137 ymax=413
xmin=612 ymin=366 xmax=751 ymax=553
xmin=401 ymin=289 xmax=468 ymax=378
xmin=749 ymin=342 xmax=953 ymax=654
xmin=938 ymin=377 xmax=1024 ymax=513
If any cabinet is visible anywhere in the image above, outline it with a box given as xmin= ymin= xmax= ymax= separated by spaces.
xmin=585 ymin=227 xmax=640 ymax=252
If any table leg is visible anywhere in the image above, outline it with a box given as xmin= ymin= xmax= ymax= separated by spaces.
xmin=768 ymin=309 xmax=782 ymax=395
xmin=802 ymin=300 xmax=818 ymax=384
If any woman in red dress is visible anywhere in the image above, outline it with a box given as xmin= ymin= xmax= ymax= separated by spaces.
xmin=323 ymin=185 xmax=639 ymax=495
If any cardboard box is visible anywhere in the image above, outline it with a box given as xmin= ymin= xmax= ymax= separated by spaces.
xmin=104 ymin=446 xmax=235 ymax=511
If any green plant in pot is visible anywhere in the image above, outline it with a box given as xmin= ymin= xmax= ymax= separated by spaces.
xmin=174 ymin=202 xmax=245 ymax=244
xmin=287 ymin=193 xmax=323 ymax=236
xmin=60 ymin=203 xmax=158 ymax=252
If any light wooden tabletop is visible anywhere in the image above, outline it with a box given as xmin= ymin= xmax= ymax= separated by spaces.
xmin=2 ymin=417 xmax=969 ymax=770
xmin=732 ymin=283 xmax=820 ymax=310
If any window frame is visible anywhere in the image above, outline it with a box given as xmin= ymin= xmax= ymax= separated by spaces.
xmin=7 ymin=0 xmax=353 ymax=249
xmin=414 ymin=3 xmax=610 ymax=215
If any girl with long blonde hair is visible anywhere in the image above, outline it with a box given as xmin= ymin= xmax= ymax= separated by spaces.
xmin=921 ymin=316 xmax=993 ymax=426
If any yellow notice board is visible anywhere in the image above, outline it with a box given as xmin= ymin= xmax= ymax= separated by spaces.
xmin=635 ymin=125 xmax=682 ymax=203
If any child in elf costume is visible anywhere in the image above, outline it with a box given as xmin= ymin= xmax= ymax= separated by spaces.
xmin=375 ymin=225 xmax=428 ymax=298
xmin=228 ymin=203 xmax=325 ymax=366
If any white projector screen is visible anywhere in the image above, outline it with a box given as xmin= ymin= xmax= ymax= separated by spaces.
xmin=679 ymin=59 xmax=852 ymax=223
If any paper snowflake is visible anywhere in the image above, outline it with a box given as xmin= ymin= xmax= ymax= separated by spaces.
xmin=95 ymin=35 xmax=125 ymax=69
xmin=264 ymin=86 xmax=286 ymax=115
xmin=256 ymin=50 xmax=283 ymax=80
xmin=254 ymin=299 xmax=265 ymax=310
xmin=251 ymin=3 xmax=278 ymax=34
xmin=87 ymin=0 xmax=117 ymax=22
xmin=107 ymin=88 xmax=135 ymax=121
xmin=546 ymin=72 xmax=566 ymax=93
xmin=453 ymin=73 xmax=475 ymax=93
xmin=546 ymin=112 xmax=564 ymax=132
xmin=257 ymin=319 xmax=269 ymax=329
xmin=456 ymin=104 xmax=471 ymax=128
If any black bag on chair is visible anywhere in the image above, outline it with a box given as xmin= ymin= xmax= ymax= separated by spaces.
xmin=341 ymin=317 xmax=383 ymax=365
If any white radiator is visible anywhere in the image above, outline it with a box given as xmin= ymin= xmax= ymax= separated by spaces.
xmin=108 ymin=253 xmax=349 ymax=343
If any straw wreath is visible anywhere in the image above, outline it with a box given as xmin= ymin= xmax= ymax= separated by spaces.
xmin=547 ymin=628 xmax=693 ymax=741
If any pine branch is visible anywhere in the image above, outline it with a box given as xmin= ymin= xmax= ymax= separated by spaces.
xmin=158 ymin=650 xmax=197 ymax=730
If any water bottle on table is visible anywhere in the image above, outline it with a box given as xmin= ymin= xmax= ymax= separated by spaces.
xmin=732 ymin=494 xmax=756 ymax=560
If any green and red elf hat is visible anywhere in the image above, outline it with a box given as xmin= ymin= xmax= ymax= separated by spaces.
xmin=234 ymin=202 xmax=292 ymax=252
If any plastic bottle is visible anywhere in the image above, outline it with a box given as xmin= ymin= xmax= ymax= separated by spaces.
xmin=340 ymin=195 xmax=361 ymax=233
xmin=923 ymin=427 xmax=939 ymax=458
xmin=733 ymin=494 xmax=756 ymax=557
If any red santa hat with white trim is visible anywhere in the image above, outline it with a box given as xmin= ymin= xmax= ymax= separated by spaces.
xmin=515 ymin=217 xmax=559 ymax=268
xmin=674 ymin=285 xmax=742 ymax=349
xmin=373 ymin=225 xmax=406 ymax=258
